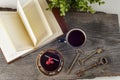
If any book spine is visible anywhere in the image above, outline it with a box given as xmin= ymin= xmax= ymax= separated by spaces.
xmin=46 ymin=0 xmax=69 ymax=34
xmin=52 ymin=8 xmax=69 ymax=34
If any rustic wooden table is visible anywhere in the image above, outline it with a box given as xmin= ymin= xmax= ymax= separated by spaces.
xmin=0 ymin=8 xmax=120 ymax=80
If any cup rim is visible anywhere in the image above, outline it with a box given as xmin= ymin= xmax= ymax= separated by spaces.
xmin=66 ymin=28 xmax=87 ymax=48
xmin=36 ymin=49 xmax=64 ymax=76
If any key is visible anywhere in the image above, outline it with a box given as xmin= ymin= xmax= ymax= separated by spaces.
xmin=76 ymin=57 xmax=108 ymax=77
xmin=78 ymin=48 xmax=103 ymax=65
xmin=66 ymin=49 xmax=83 ymax=74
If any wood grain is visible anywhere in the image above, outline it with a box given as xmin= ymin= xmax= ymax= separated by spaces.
xmin=0 ymin=8 xmax=120 ymax=80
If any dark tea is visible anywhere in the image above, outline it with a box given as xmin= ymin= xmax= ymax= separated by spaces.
xmin=66 ymin=29 xmax=86 ymax=47
xmin=36 ymin=49 xmax=64 ymax=76
xmin=40 ymin=50 xmax=60 ymax=71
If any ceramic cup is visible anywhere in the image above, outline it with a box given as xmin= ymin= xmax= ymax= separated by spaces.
xmin=65 ymin=28 xmax=86 ymax=48
xmin=36 ymin=49 xmax=64 ymax=76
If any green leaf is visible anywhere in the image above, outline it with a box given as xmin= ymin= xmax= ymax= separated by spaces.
xmin=47 ymin=0 xmax=105 ymax=16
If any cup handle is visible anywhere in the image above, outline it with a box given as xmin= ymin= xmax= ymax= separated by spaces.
xmin=58 ymin=37 xmax=67 ymax=43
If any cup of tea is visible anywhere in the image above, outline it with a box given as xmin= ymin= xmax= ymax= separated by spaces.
xmin=65 ymin=28 xmax=86 ymax=48
xmin=36 ymin=49 xmax=64 ymax=76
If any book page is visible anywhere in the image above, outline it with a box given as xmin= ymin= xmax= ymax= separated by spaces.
xmin=0 ymin=19 xmax=16 ymax=54
xmin=17 ymin=1 xmax=37 ymax=46
xmin=38 ymin=0 xmax=63 ymax=34
xmin=22 ymin=0 xmax=53 ymax=46
xmin=36 ymin=0 xmax=63 ymax=46
xmin=0 ymin=12 xmax=34 ymax=51
xmin=0 ymin=12 xmax=34 ymax=62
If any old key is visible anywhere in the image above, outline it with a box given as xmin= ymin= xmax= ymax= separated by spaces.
xmin=78 ymin=48 xmax=103 ymax=65
xmin=76 ymin=57 xmax=108 ymax=77
xmin=66 ymin=49 xmax=83 ymax=74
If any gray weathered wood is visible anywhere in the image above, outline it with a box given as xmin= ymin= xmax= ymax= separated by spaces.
xmin=0 ymin=9 xmax=120 ymax=80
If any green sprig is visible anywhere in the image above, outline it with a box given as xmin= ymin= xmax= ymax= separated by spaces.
xmin=48 ymin=0 xmax=105 ymax=16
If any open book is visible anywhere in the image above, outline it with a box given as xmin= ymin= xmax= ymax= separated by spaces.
xmin=0 ymin=0 xmax=63 ymax=63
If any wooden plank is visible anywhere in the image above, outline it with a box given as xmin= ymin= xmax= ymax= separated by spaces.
xmin=0 ymin=7 xmax=120 ymax=79
xmin=64 ymin=11 xmax=119 ymax=34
